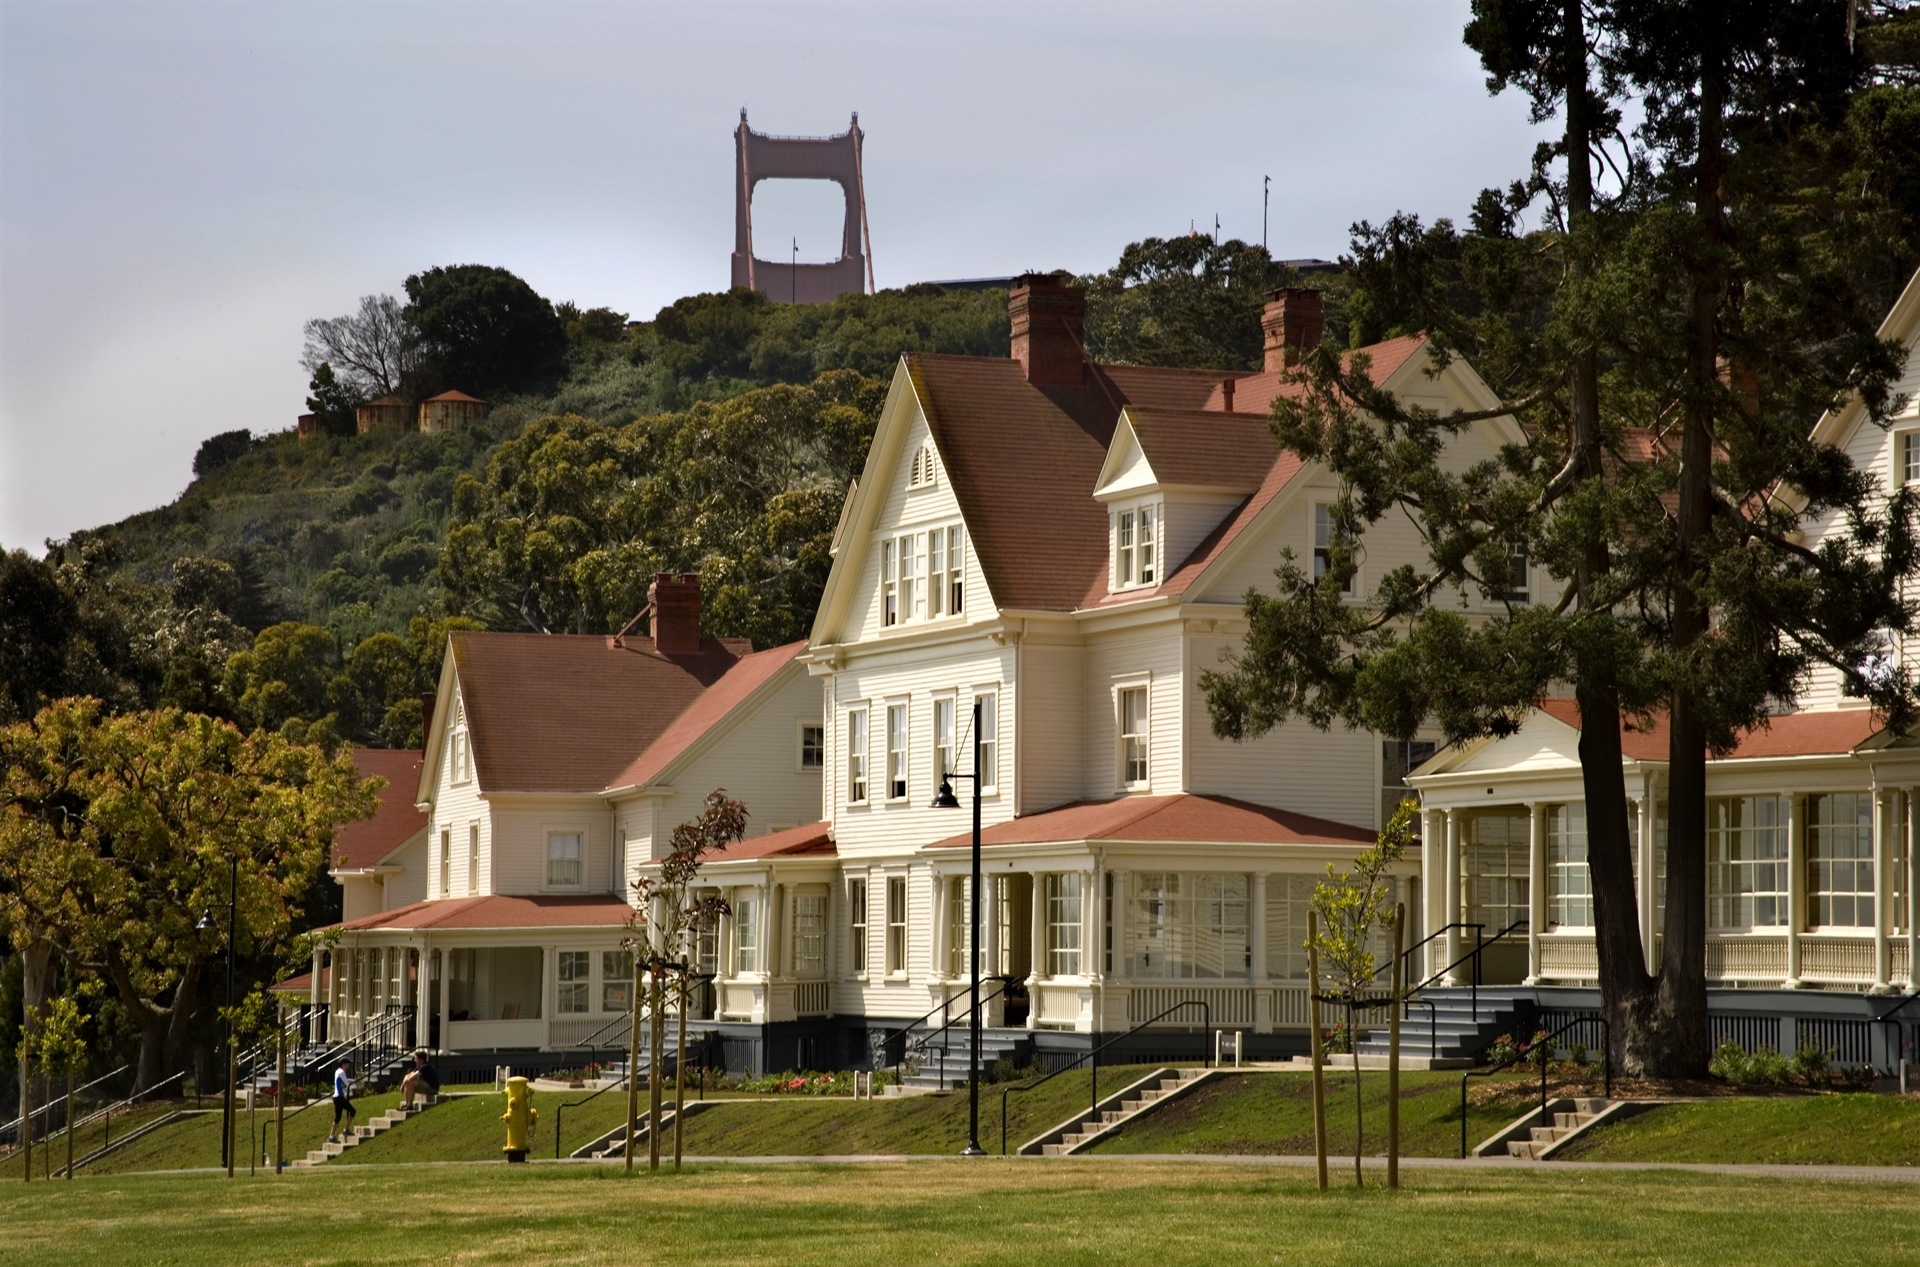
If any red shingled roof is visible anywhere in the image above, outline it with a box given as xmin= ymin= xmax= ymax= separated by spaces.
xmin=423 ymin=389 xmax=485 ymax=403
xmin=1123 ymin=408 xmax=1276 ymax=491
xmin=608 ymin=641 xmax=806 ymax=791
xmin=708 ymin=821 xmax=836 ymax=861
xmin=926 ymin=794 xmax=1374 ymax=849
xmin=910 ymin=336 xmax=1431 ymax=615
xmin=1535 ymin=699 xmax=1881 ymax=761
xmin=332 ymin=748 xmax=427 ymax=870
xmin=340 ymin=894 xmax=633 ymax=932
xmin=451 ymin=632 xmax=759 ymax=793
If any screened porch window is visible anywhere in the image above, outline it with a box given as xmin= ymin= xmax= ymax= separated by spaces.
xmin=1126 ymin=872 xmax=1250 ymax=980
xmin=1808 ymin=792 xmax=1874 ymax=928
xmin=1707 ymin=795 xmax=1786 ymax=929
xmin=1546 ymin=804 xmax=1591 ymax=929
xmin=1466 ymin=813 xmax=1529 ymax=932
xmin=1045 ymin=873 xmax=1084 ymax=977
xmin=556 ymin=951 xmax=589 ymax=1013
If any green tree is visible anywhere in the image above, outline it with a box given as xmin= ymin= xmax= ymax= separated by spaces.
xmin=222 ymin=622 xmax=342 ymax=740
xmin=402 ymin=264 xmax=568 ymax=399
xmin=1083 ymin=237 xmax=1332 ymax=370
xmin=1203 ymin=0 xmax=1917 ymax=1076
xmin=304 ymin=362 xmax=360 ymax=437
xmin=0 ymin=699 xmax=376 ymax=1090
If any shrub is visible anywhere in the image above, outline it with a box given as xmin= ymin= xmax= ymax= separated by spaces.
xmin=193 ymin=429 xmax=254 ymax=477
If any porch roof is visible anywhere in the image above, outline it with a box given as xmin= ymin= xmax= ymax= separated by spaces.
xmin=926 ymin=793 xmax=1375 ymax=850
xmin=1535 ymin=699 xmax=1882 ymax=761
xmin=272 ymin=967 xmax=329 ymax=994
xmin=709 ymin=821 xmax=835 ymax=860
xmin=339 ymin=894 xmax=633 ymax=932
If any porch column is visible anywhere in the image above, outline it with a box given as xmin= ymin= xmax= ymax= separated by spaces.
xmin=1027 ymin=872 xmax=1045 ymax=1032
xmin=1110 ymin=869 xmax=1129 ymax=980
xmin=1874 ymin=787 xmax=1893 ymax=991
xmin=1085 ymin=863 xmax=1101 ymax=981
xmin=1636 ymin=791 xmax=1658 ymax=973
xmin=415 ymin=938 xmax=432 ymax=1046
xmin=759 ymin=881 xmax=773 ymax=979
xmin=436 ymin=950 xmax=451 ymax=1053
xmin=933 ymin=876 xmax=950 ymax=979
xmin=1786 ymin=793 xmax=1806 ymax=987
xmin=985 ymin=872 xmax=1002 ymax=979
xmin=310 ymin=944 xmax=323 ymax=1009
xmin=1422 ymin=809 xmax=1445 ymax=974
xmin=1907 ymin=788 xmax=1919 ymax=987
xmin=1443 ymin=810 xmax=1464 ymax=984
xmin=542 ymin=945 xmax=557 ymax=1048
xmin=1249 ymin=873 xmax=1268 ymax=984
xmin=1527 ymin=802 xmax=1547 ymax=983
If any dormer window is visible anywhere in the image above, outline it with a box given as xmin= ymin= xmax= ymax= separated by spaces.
xmin=1113 ymin=503 xmax=1160 ymax=591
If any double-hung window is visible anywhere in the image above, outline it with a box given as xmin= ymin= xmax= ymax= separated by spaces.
xmin=546 ymin=832 xmax=583 ymax=889
xmin=1313 ymin=503 xmax=1354 ymax=594
xmin=1902 ymin=432 xmax=1920 ymax=486
xmin=977 ymin=691 xmax=999 ymax=793
xmin=732 ymin=892 xmax=759 ymax=974
xmin=899 ymin=533 xmax=921 ymax=621
xmin=468 ymin=823 xmax=481 ymax=895
xmin=439 ymin=829 xmax=451 ymax=898
xmin=945 ymin=878 xmax=970 ymax=977
xmin=1119 ymin=686 xmax=1150 ymax=788
xmin=1708 ymin=795 xmax=1786 ymax=929
xmin=847 ymin=709 xmax=869 ymax=803
xmin=556 ymin=951 xmax=589 ymax=1014
xmin=601 ymin=950 xmax=632 ymax=1012
xmin=1546 ymin=804 xmax=1592 ymax=929
xmin=793 ymin=891 xmax=827 ymax=979
xmin=886 ymin=703 xmax=909 ymax=800
xmin=1808 ymin=792 xmax=1874 ymax=928
xmin=848 ymin=878 xmax=868 ymax=976
xmin=1504 ymin=542 xmax=1530 ymax=602
xmin=929 ymin=528 xmax=950 ymax=618
xmin=886 ymin=876 xmax=907 ymax=975
xmin=881 ymin=540 xmax=899 ymax=627
xmin=1138 ymin=506 xmax=1157 ymax=585
xmin=799 ymin=723 xmax=824 ymax=771
xmin=1116 ymin=510 xmax=1137 ymax=586
xmin=948 ymin=526 xmax=966 ymax=614
xmin=1045 ymin=874 xmax=1084 ymax=977
xmin=933 ymin=697 xmax=956 ymax=785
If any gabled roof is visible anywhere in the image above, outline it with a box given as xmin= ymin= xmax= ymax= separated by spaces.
xmin=1809 ymin=264 xmax=1920 ymax=450
xmin=1202 ymin=334 xmax=1428 ymax=415
xmin=606 ymin=640 xmax=808 ymax=792
xmin=708 ymin=821 xmax=836 ymax=861
xmin=332 ymin=748 xmax=427 ymax=870
xmin=925 ymin=793 xmax=1374 ymax=849
xmin=449 ymin=632 xmax=758 ymax=793
xmin=341 ymin=894 xmax=633 ymax=932
xmin=423 ymin=389 xmax=485 ymax=403
xmin=1118 ymin=407 xmax=1275 ymax=492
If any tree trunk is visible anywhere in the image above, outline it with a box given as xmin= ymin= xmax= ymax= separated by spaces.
xmin=1559 ymin=0 xmax=1662 ymax=1075
xmin=18 ymin=940 xmax=54 ymax=1180
xmin=1652 ymin=2 xmax=1730 ymax=1080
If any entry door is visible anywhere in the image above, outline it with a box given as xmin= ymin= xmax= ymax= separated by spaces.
xmin=1465 ymin=812 xmax=1530 ymax=984
xmin=995 ymin=874 xmax=1033 ymax=1026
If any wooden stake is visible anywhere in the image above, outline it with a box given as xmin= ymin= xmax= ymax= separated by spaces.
xmin=624 ymin=952 xmax=643 ymax=1174
xmin=1307 ymin=910 xmax=1327 ymax=1191
xmin=275 ymin=999 xmax=287 ymax=1175
xmin=647 ymin=969 xmax=664 ymax=1171
xmin=673 ymin=973 xmax=688 ymax=1169
xmin=1389 ymin=901 xmax=1404 ymax=1190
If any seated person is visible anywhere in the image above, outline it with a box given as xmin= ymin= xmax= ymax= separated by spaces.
xmin=400 ymin=1049 xmax=441 ymax=1109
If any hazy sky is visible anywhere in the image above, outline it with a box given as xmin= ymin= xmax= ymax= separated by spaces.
xmin=0 ymin=0 xmax=1547 ymax=552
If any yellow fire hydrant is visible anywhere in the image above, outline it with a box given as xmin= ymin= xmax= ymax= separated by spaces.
xmin=502 ymin=1076 xmax=537 ymax=1163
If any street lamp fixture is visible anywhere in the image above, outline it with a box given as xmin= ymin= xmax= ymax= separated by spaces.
xmin=929 ymin=700 xmax=986 ymax=1157
xmin=200 ymin=859 xmax=238 ymax=1176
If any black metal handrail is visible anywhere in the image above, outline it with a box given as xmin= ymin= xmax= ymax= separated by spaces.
xmin=1 ymin=1064 xmax=132 ymax=1147
xmin=897 ymin=979 xmax=1011 ymax=1088
xmin=1406 ymin=917 xmax=1529 ymax=1025
xmin=874 ymin=977 xmax=1010 ymax=1076
xmin=1457 ymin=1014 xmax=1610 ymax=1158
xmin=1872 ymin=987 xmax=1920 ymax=1075
xmin=998 ymin=1000 xmax=1212 ymax=1155
xmin=1402 ymin=922 xmax=1484 ymax=984
xmin=564 ymin=1006 xmax=639 ymax=1053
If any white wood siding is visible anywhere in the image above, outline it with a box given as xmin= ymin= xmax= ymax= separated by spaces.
xmin=428 ymin=682 xmax=493 ymax=898
xmin=1017 ymin=640 xmax=1084 ymax=813
xmin=1081 ymin=627 xmax=1185 ymax=798
xmin=1184 ymin=632 xmax=1380 ymax=829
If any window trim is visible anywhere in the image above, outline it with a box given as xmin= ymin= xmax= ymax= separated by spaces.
xmin=1312 ymin=501 xmax=1356 ymax=595
xmin=885 ymin=873 xmax=908 ymax=978
xmin=846 ymin=706 xmax=870 ymax=806
xmin=885 ymin=700 xmax=910 ymax=803
xmin=1114 ymin=676 xmax=1152 ymax=792
xmin=1896 ymin=427 xmax=1920 ymax=488
xmin=449 ymin=725 xmax=472 ymax=786
xmin=544 ymin=828 xmax=586 ymax=892
xmin=798 ymin=719 xmax=825 ymax=773
xmin=467 ymin=821 xmax=481 ymax=896
xmin=847 ymin=876 xmax=869 ymax=979
xmin=438 ymin=828 xmax=452 ymax=898
xmin=975 ymin=687 xmax=1000 ymax=796
xmin=932 ymin=692 xmax=957 ymax=788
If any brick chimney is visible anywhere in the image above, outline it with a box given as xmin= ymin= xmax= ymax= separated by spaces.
xmin=1261 ymin=288 xmax=1324 ymax=372
xmin=1009 ymin=272 xmax=1088 ymax=385
xmin=649 ymin=572 xmax=703 ymax=655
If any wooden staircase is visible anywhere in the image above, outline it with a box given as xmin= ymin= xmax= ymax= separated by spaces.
xmin=291 ymin=1098 xmax=437 ymax=1168
xmin=575 ymin=1102 xmax=706 ymax=1160
xmin=1025 ymin=1068 xmax=1216 ymax=1157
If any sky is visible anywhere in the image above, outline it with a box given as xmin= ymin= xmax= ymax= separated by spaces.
xmin=0 ymin=0 xmax=1549 ymax=553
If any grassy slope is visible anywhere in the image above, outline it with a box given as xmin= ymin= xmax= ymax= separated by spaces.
xmin=335 ymin=1067 xmax=1164 ymax=1164
xmin=71 ymin=1091 xmax=404 ymax=1176
xmin=5 ymin=1161 xmax=1916 ymax=1266
xmin=1557 ymin=1094 xmax=1920 ymax=1165
xmin=0 ymin=1102 xmax=180 ymax=1180
xmin=1086 ymin=1070 xmax=1541 ymax=1159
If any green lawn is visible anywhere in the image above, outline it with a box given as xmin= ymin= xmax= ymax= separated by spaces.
xmin=337 ymin=1067 xmax=1166 ymax=1164
xmin=3 ymin=1159 xmax=1915 ymax=1265
xmin=74 ymin=1091 xmax=404 ymax=1176
xmin=1086 ymin=1070 xmax=1540 ymax=1158
xmin=1558 ymin=1094 xmax=1920 ymax=1165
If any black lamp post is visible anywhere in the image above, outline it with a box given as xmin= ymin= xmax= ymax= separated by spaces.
xmin=197 ymin=853 xmax=238 ymax=1176
xmin=929 ymin=699 xmax=985 ymax=1157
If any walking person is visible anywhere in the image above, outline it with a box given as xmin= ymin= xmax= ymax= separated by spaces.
xmin=329 ymin=1058 xmax=357 ymax=1143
